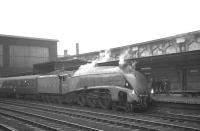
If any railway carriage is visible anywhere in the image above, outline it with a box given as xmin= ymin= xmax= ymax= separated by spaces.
xmin=0 ymin=75 xmax=61 ymax=98
xmin=0 ymin=75 xmax=39 ymax=97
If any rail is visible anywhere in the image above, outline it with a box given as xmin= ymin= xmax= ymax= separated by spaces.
xmin=1 ymin=99 xmax=200 ymax=131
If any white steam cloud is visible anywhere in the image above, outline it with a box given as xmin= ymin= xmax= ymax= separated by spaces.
xmin=119 ymin=49 xmax=129 ymax=65
xmin=118 ymin=48 xmax=133 ymax=66
xmin=74 ymin=47 xmax=137 ymax=76
xmin=74 ymin=49 xmax=112 ymax=76
xmin=118 ymin=48 xmax=137 ymax=72
xmin=98 ymin=49 xmax=111 ymax=62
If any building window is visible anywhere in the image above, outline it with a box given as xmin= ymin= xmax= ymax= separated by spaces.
xmin=165 ymin=45 xmax=177 ymax=54
xmin=0 ymin=45 xmax=3 ymax=67
xmin=131 ymin=46 xmax=139 ymax=58
xmin=165 ymin=42 xmax=177 ymax=54
xmin=10 ymin=45 xmax=49 ymax=68
xmin=188 ymin=42 xmax=200 ymax=51
xmin=139 ymin=46 xmax=151 ymax=57
xmin=152 ymin=44 xmax=163 ymax=56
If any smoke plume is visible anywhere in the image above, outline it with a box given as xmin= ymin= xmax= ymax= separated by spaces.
xmin=74 ymin=47 xmax=137 ymax=76
xmin=74 ymin=49 xmax=112 ymax=76
xmin=118 ymin=48 xmax=132 ymax=66
xmin=98 ymin=49 xmax=111 ymax=62
xmin=118 ymin=48 xmax=137 ymax=72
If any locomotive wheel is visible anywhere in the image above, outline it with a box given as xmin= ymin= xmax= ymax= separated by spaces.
xmin=56 ymin=98 xmax=62 ymax=104
xmin=49 ymin=96 xmax=55 ymax=103
xmin=87 ymin=95 xmax=97 ymax=108
xmin=77 ymin=95 xmax=87 ymax=106
xmin=64 ymin=95 xmax=73 ymax=104
xmin=142 ymin=97 xmax=148 ymax=109
xmin=44 ymin=95 xmax=49 ymax=103
xmin=125 ymin=103 xmax=134 ymax=112
xmin=98 ymin=94 xmax=112 ymax=109
xmin=111 ymin=103 xmax=119 ymax=111
xmin=65 ymin=97 xmax=72 ymax=104
xmin=45 ymin=95 xmax=50 ymax=103
xmin=52 ymin=96 xmax=57 ymax=103
xmin=41 ymin=95 xmax=45 ymax=102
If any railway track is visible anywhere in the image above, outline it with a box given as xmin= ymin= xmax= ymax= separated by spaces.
xmin=150 ymin=101 xmax=200 ymax=117
xmin=0 ymin=102 xmax=102 ymax=131
xmin=1 ymin=99 xmax=200 ymax=131
xmin=152 ymin=101 xmax=200 ymax=111
xmin=0 ymin=123 xmax=16 ymax=131
xmin=0 ymin=109 xmax=101 ymax=131
xmin=0 ymin=101 xmax=129 ymax=131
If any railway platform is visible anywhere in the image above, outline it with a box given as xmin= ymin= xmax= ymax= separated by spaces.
xmin=151 ymin=94 xmax=200 ymax=105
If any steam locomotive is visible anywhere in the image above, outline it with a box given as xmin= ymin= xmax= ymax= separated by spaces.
xmin=0 ymin=66 xmax=150 ymax=111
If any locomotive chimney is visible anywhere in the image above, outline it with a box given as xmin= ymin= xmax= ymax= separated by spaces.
xmin=64 ymin=50 xmax=68 ymax=57
xmin=76 ymin=43 xmax=79 ymax=55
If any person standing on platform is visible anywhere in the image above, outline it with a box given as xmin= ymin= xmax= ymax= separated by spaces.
xmin=165 ymin=80 xmax=170 ymax=95
xmin=154 ymin=80 xmax=159 ymax=94
xmin=160 ymin=80 xmax=165 ymax=94
xmin=156 ymin=80 xmax=161 ymax=94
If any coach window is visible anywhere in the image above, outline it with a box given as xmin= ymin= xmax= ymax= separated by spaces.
xmin=59 ymin=75 xmax=67 ymax=82
xmin=26 ymin=81 xmax=30 ymax=88
xmin=23 ymin=80 xmax=27 ymax=88
xmin=62 ymin=76 xmax=68 ymax=81
xmin=29 ymin=80 xmax=34 ymax=88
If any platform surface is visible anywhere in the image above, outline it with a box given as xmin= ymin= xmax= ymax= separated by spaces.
xmin=151 ymin=94 xmax=200 ymax=105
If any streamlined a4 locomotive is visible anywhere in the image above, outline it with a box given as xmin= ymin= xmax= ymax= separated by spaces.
xmin=0 ymin=66 xmax=150 ymax=111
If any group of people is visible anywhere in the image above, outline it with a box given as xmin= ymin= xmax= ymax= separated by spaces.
xmin=151 ymin=79 xmax=171 ymax=95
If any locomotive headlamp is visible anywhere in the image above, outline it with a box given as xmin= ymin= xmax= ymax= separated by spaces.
xmin=150 ymin=89 xmax=154 ymax=94
xmin=131 ymin=90 xmax=135 ymax=95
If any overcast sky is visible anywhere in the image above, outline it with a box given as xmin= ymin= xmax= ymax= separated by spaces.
xmin=0 ymin=0 xmax=200 ymax=56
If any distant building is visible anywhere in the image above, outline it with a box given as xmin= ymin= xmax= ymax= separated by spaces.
xmin=0 ymin=34 xmax=58 ymax=77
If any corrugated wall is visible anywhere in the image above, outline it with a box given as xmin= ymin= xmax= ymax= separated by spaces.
xmin=9 ymin=45 xmax=49 ymax=68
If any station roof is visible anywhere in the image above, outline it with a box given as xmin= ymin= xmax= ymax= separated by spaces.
xmin=60 ymin=30 xmax=200 ymax=60
xmin=97 ymin=50 xmax=200 ymax=69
